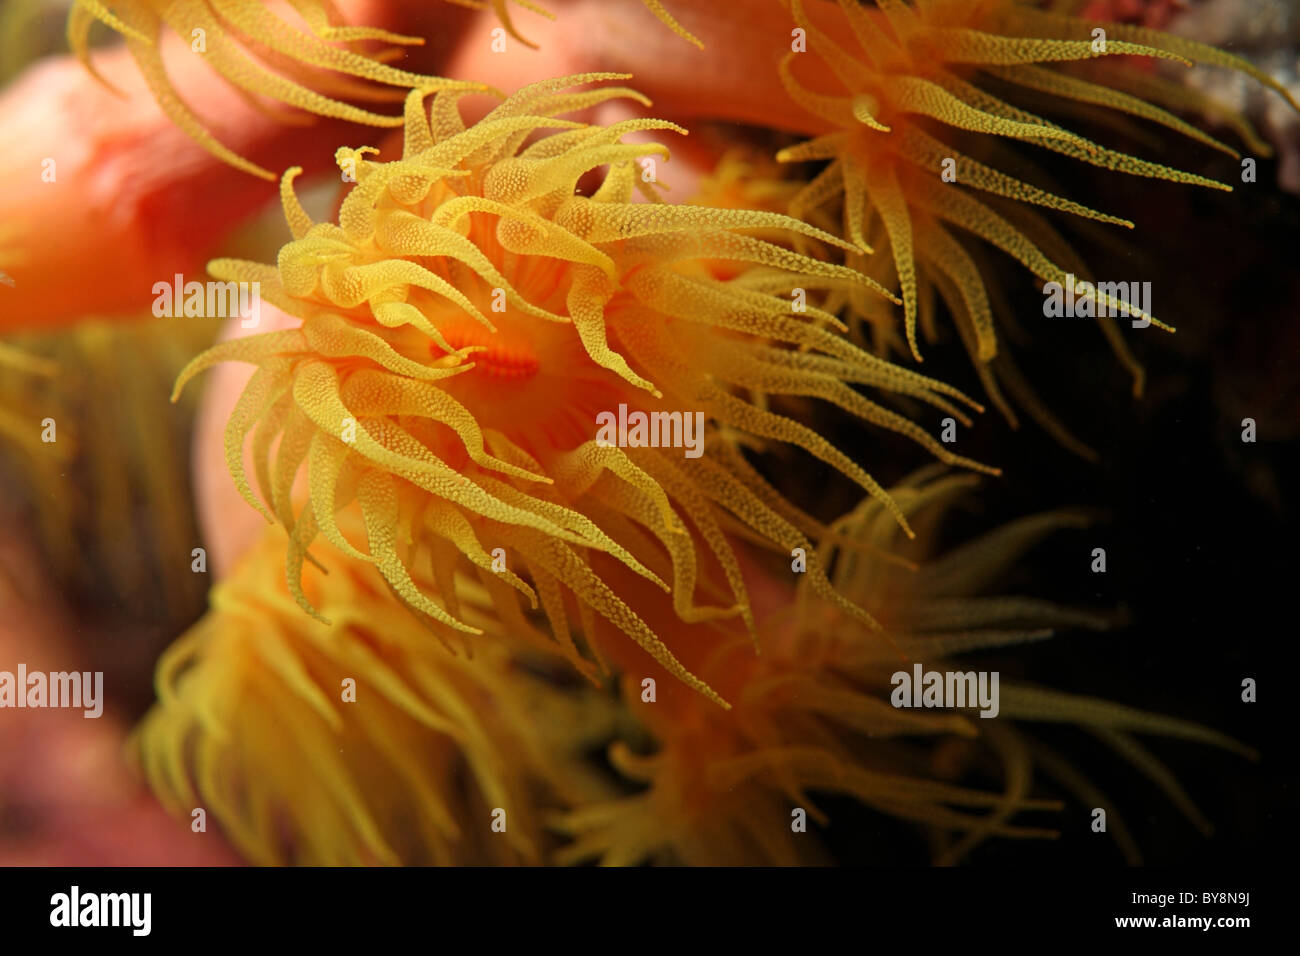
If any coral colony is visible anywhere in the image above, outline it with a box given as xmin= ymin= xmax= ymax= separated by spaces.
xmin=0 ymin=0 xmax=1293 ymax=866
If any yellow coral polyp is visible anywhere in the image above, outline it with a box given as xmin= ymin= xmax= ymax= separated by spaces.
xmin=777 ymin=0 xmax=1300 ymax=451
xmin=133 ymin=524 xmax=610 ymax=865
xmin=69 ymin=0 xmax=484 ymax=179
xmin=556 ymin=469 xmax=1256 ymax=866
xmin=175 ymin=74 xmax=1002 ymax=707
xmin=67 ymin=0 xmax=702 ymax=180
